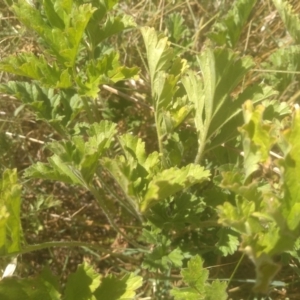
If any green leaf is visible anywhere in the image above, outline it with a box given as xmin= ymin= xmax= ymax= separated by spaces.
xmin=94 ymin=273 xmax=142 ymax=300
xmin=171 ymin=255 xmax=207 ymax=299
xmin=261 ymin=45 xmax=300 ymax=93
xmin=240 ymin=101 xmax=277 ymax=181
xmin=208 ymin=0 xmax=257 ymax=47
xmin=119 ymin=134 xmax=147 ymax=166
xmin=64 ymin=262 xmax=101 ymax=300
xmin=142 ymin=239 xmax=184 ymax=271
xmin=141 ymin=164 xmax=210 ymax=212
xmin=272 ymin=0 xmax=300 ymax=44
xmin=43 ymin=0 xmax=65 ymax=29
xmin=216 ymin=228 xmax=240 ymax=256
xmin=25 ymin=121 xmax=117 ymax=184
xmin=0 ymin=169 xmax=22 ymax=255
xmin=171 ymin=255 xmax=228 ymax=300
xmin=166 ymin=13 xmax=189 ymax=44
xmin=217 ymin=198 xmax=257 ymax=235
xmin=181 ymin=70 xmax=204 ymax=135
xmin=0 ymin=81 xmax=83 ymax=134
xmin=77 ymin=52 xmax=139 ymax=98
xmin=141 ymin=27 xmax=174 ymax=87
xmin=0 ymin=54 xmax=72 ymax=88
xmin=182 ymin=48 xmax=255 ymax=162
xmin=204 ymin=280 xmax=228 ymax=300
xmin=279 ymin=105 xmax=300 ymax=230
xmin=96 ymin=15 xmax=136 ymax=44
xmin=12 ymin=0 xmax=96 ymax=67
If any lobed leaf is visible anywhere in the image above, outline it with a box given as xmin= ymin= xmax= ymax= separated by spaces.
xmin=208 ymin=0 xmax=257 ymax=47
xmin=64 ymin=262 xmax=101 ymax=300
xmin=141 ymin=164 xmax=210 ymax=212
xmin=171 ymin=255 xmax=228 ymax=300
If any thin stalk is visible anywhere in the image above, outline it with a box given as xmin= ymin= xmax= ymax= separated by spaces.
xmin=228 ymin=253 xmax=245 ymax=287
xmin=3 ymin=241 xmax=145 ymax=262
xmin=194 ymin=129 xmax=209 ymax=164
xmin=154 ymin=111 xmax=167 ymax=168
xmin=81 ymin=96 xmax=96 ymax=123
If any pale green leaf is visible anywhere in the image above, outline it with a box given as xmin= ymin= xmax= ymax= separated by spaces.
xmin=119 ymin=134 xmax=147 ymax=165
xmin=181 ymin=70 xmax=204 ymax=134
xmin=198 ymin=48 xmax=215 ymax=123
xmin=205 ymin=280 xmax=228 ymax=300
xmin=181 ymin=255 xmax=207 ymax=293
xmin=171 ymin=288 xmax=202 ymax=300
xmin=217 ymin=198 xmax=257 ymax=235
xmin=0 ymin=169 xmax=22 ymax=255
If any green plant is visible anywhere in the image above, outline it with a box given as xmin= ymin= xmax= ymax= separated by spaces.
xmin=1 ymin=0 xmax=300 ymax=298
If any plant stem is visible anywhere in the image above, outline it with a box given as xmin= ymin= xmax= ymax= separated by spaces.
xmin=81 ymin=96 xmax=96 ymax=122
xmin=3 ymin=241 xmax=143 ymax=263
xmin=228 ymin=253 xmax=245 ymax=287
